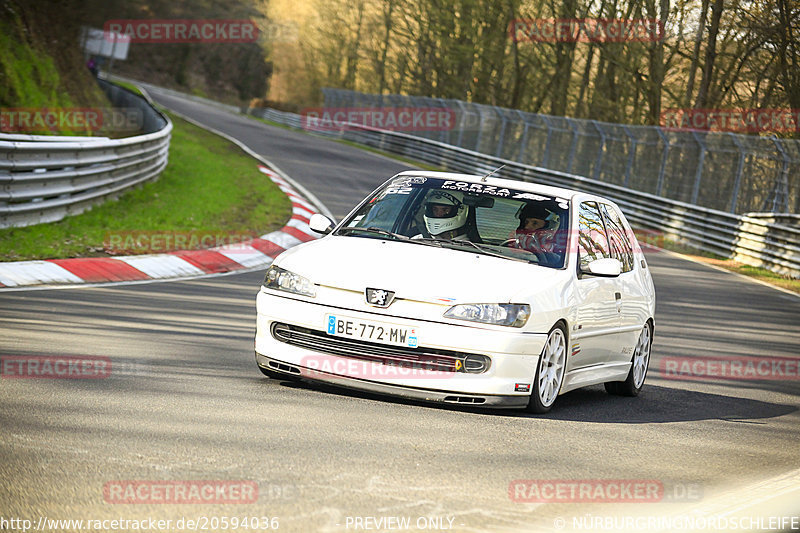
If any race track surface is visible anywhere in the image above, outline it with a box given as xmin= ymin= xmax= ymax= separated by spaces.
xmin=1 ymin=88 xmax=798 ymax=533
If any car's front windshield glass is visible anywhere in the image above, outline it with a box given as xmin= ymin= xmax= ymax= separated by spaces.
xmin=335 ymin=176 xmax=571 ymax=268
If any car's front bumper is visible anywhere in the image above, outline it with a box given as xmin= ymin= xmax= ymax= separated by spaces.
xmin=255 ymin=289 xmax=548 ymax=409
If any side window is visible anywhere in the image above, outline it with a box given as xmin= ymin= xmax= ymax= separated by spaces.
xmin=601 ymin=204 xmax=634 ymax=272
xmin=577 ymin=201 xmax=610 ymax=269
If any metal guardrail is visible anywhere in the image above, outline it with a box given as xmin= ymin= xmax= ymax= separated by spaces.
xmin=322 ymin=88 xmax=800 ymax=216
xmin=0 ymin=80 xmax=171 ymax=228
xmin=248 ymin=106 xmax=799 ymax=278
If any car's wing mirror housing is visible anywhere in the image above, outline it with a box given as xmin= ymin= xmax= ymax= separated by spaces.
xmin=309 ymin=213 xmax=334 ymax=235
xmin=581 ymin=257 xmax=622 ymax=277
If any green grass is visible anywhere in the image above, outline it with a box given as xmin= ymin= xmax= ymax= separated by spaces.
xmin=0 ymin=15 xmax=108 ymax=136
xmin=0 ymin=18 xmax=71 ymax=110
xmin=0 ymin=112 xmax=292 ymax=261
xmin=112 ymin=80 xmax=144 ymax=97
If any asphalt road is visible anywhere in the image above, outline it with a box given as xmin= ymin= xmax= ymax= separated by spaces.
xmin=1 ymin=88 xmax=799 ymax=533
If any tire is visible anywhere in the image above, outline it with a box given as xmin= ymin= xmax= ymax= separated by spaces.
xmin=605 ymin=322 xmax=652 ymax=397
xmin=258 ymin=364 xmax=300 ymax=381
xmin=527 ymin=324 xmax=568 ymax=413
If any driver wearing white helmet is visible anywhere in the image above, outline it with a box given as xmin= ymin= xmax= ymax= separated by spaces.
xmin=418 ymin=190 xmax=470 ymax=240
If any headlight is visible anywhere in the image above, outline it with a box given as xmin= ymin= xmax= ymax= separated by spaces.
xmin=263 ymin=265 xmax=317 ymax=297
xmin=443 ymin=303 xmax=530 ymax=327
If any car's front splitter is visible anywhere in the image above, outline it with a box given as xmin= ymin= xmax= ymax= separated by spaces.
xmin=256 ymin=353 xmax=530 ymax=409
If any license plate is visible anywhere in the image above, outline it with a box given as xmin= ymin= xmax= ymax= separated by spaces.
xmin=325 ymin=314 xmax=419 ymax=348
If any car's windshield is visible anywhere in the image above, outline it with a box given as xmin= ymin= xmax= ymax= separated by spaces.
xmin=335 ymin=176 xmax=570 ymax=268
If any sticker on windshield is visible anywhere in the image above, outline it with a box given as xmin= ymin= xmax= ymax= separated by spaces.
xmin=391 ymin=176 xmax=427 ymax=186
xmin=385 ymin=186 xmax=413 ymax=195
xmin=512 ymin=192 xmax=551 ymax=202
xmin=441 ymin=180 xmax=511 ymax=197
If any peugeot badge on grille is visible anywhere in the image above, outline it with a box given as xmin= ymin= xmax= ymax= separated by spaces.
xmin=365 ymin=288 xmax=395 ymax=308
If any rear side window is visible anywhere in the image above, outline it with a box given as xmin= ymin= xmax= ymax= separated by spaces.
xmin=601 ymin=204 xmax=634 ymax=272
xmin=577 ymin=201 xmax=610 ymax=269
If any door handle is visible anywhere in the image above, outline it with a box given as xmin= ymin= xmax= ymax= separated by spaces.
xmin=615 ymin=292 xmax=622 ymax=300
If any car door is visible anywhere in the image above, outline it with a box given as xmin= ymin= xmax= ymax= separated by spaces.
xmin=601 ymin=203 xmax=648 ymax=363
xmin=571 ymin=201 xmax=623 ymax=369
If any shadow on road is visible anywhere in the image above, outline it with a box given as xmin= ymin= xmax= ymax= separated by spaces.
xmin=274 ymin=379 xmax=797 ymax=424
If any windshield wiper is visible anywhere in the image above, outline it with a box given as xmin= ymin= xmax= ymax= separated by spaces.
xmin=422 ymin=238 xmax=532 ymax=263
xmin=338 ymin=226 xmax=409 ymax=241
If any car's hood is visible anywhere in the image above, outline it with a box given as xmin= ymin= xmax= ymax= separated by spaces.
xmin=275 ymin=236 xmax=563 ymax=304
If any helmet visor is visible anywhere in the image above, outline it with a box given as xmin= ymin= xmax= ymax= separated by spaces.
xmin=425 ymin=203 xmax=459 ymax=218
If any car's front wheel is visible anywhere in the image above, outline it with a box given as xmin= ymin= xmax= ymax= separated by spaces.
xmin=605 ymin=322 xmax=652 ymax=396
xmin=527 ymin=324 xmax=567 ymax=413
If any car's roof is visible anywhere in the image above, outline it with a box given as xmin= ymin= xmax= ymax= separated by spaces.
xmin=393 ymin=170 xmax=604 ymax=203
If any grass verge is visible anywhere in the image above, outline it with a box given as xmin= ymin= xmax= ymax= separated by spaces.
xmin=111 ymin=79 xmax=144 ymax=97
xmin=0 ymin=112 xmax=292 ymax=261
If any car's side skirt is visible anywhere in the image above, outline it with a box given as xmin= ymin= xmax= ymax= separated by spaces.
xmin=560 ymin=362 xmax=631 ymax=394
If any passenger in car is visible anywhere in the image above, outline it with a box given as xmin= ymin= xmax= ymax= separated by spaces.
xmin=514 ymin=203 xmax=556 ymax=251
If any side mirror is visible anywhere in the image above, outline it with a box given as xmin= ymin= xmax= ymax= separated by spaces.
xmin=308 ymin=213 xmax=334 ymax=235
xmin=581 ymin=257 xmax=622 ymax=277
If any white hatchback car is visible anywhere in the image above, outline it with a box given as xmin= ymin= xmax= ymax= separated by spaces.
xmin=255 ymin=171 xmax=655 ymax=412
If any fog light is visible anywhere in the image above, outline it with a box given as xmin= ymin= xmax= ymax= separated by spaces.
xmin=462 ymin=354 xmax=491 ymax=374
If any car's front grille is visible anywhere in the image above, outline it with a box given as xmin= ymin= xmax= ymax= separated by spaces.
xmin=271 ymin=322 xmax=490 ymax=374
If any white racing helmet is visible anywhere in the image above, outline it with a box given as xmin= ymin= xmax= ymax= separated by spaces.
xmin=423 ymin=190 xmax=468 ymax=236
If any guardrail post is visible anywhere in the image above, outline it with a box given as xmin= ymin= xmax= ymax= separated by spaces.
xmin=541 ymin=116 xmax=554 ymax=167
xmin=690 ymin=132 xmax=707 ymax=205
xmin=566 ymin=118 xmax=580 ymax=174
xmin=435 ymin=97 xmax=449 ymax=144
xmin=495 ymin=107 xmax=508 ymax=158
xmin=455 ymin=101 xmax=468 ymax=148
xmin=622 ymin=125 xmax=636 ymax=187
xmin=767 ymin=135 xmax=791 ymax=213
xmin=516 ymin=110 xmax=530 ymax=163
xmin=475 ymin=106 xmax=486 ymax=152
xmin=590 ymin=120 xmax=606 ymax=181
xmin=726 ymin=133 xmax=746 ymax=213
xmin=654 ymin=128 xmax=670 ymax=196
